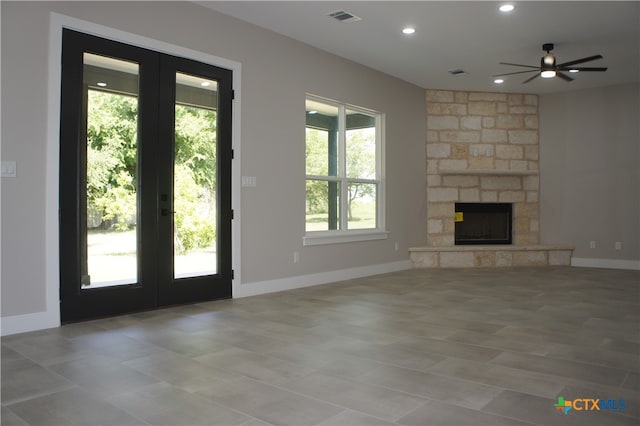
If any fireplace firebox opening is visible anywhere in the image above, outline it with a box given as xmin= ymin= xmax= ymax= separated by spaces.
xmin=455 ymin=203 xmax=512 ymax=245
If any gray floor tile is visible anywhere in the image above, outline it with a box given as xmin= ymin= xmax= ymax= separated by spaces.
xmin=355 ymin=363 xmax=503 ymax=410
xmin=398 ymin=399 xmax=533 ymax=426
xmin=69 ymin=328 xmax=160 ymax=361
xmin=261 ymin=341 xmax=384 ymax=376
xmin=1 ymin=346 xmax=24 ymax=362
xmin=109 ymin=382 xmax=250 ymax=425
xmin=490 ymin=351 xmax=629 ymax=386
xmin=329 ymin=339 xmax=447 ymax=371
xmin=622 ymin=371 xmax=639 ymax=391
xmin=197 ymin=376 xmax=344 ymax=425
xmin=444 ymin=329 xmax=557 ymax=356
xmin=1 ymin=406 xmax=28 ymax=426
xmin=307 ymin=322 xmax=404 ymax=346
xmin=194 ymin=346 xmax=316 ymax=385
xmin=279 ymin=371 xmax=426 ymax=421
xmin=239 ymin=418 xmax=274 ymax=426
xmin=47 ymin=355 xmax=160 ymax=398
xmin=1 ymin=358 xmax=73 ymax=405
xmin=601 ymin=338 xmax=640 ymax=356
xmin=389 ymin=336 xmax=504 ymax=363
xmin=314 ymin=354 xmax=390 ymax=380
xmin=427 ymin=357 xmax=565 ymax=397
xmin=121 ymin=326 xmax=232 ymax=357
xmin=545 ymin=343 xmax=640 ymax=372
xmin=5 ymin=388 xmax=146 ymax=426
xmin=123 ymin=351 xmax=240 ymax=392
xmin=3 ymin=333 xmax=96 ymax=366
xmin=317 ymin=409 xmax=396 ymax=426
xmin=415 ymin=312 xmax=507 ymax=334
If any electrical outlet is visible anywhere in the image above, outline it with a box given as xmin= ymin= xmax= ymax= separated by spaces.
xmin=394 ymin=242 xmax=399 ymax=252
xmin=589 ymin=241 xmax=596 ymax=249
xmin=293 ymin=251 xmax=300 ymax=263
xmin=615 ymin=242 xmax=622 ymax=250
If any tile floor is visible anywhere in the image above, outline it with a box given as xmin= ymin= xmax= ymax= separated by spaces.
xmin=1 ymin=266 xmax=639 ymax=425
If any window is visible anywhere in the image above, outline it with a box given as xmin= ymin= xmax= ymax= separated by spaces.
xmin=304 ymin=95 xmax=386 ymax=245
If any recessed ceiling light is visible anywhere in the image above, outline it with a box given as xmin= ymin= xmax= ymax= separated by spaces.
xmin=402 ymin=27 xmax=416 ymax=35
xmin=494 ymin=78 xmax=505 ymax=84
xmin=499 ymin=4 xmax=515 ymax=12
xmin=569 ymin=69 xmax=580 ymax=73
xmin=97 ymin=82 xmax=107 ymax=87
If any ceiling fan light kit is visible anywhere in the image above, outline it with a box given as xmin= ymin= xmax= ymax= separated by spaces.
xmin=494 ymin=43 xmax=608 ymax=84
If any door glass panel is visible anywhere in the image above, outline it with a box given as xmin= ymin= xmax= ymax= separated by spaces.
xmin=84 ymin=53 xmax=140 ymax=288
xmin=174 ymin=72 xmax=218 ymax=278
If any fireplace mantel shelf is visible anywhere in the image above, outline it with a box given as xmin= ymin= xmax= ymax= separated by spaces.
xmin=439 ymin=168 xmax=538 ymax=176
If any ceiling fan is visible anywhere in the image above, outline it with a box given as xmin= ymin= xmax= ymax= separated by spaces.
xmin=494 ymin=43 xmax=607 ymax=84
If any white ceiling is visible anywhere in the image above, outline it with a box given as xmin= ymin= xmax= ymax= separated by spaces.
xmin=198 ymin=1 xmax=639 ymax=94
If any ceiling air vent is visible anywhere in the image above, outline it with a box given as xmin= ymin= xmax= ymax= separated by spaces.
xmin=328 ymin=10 xmax=361 ymax=23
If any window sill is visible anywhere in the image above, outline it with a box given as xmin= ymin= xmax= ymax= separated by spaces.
xmin=303 ymin=230 xmax=389 ymax=246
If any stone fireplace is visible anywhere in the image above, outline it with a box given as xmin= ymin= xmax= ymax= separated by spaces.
xmin=410 ymin=89 xmax=573 ymax=268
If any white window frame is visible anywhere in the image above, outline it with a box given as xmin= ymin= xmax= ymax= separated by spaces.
xmin=303 ymin=95 xmax=387 ymax=246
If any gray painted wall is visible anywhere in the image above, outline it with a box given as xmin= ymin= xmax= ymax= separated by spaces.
xmin=539 ymin=83 xmax=640 ymax=261
xmin=1 ymin=1 xmax=426 ymax=319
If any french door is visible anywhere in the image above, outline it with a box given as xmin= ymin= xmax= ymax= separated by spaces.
xmin=59 ymin=29 xmax=233 ymax=322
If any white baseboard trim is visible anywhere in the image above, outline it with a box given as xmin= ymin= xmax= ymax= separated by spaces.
xmin=1 ymin=310 xmax=60 ymax=337
xmin=235 ymin=260 xmax=412 ymax=298
xmin=571 ymin=257 xmax=640 ymax=271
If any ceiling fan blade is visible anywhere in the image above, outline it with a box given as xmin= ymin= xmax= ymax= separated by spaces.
xmin=556 ymin=54 xmax=603 ymax=68
xmin=522 ymin=73 xmax=540 ymax=84
xmin=493 ymin=70 xmax=539 ymax=77
xmin=556 ymin=71 xmax=574 ymax=82
xmin=499 ymin=62 xmax=539 ymax=69
xmin=558 ymin=67 xmax=608 ymax=72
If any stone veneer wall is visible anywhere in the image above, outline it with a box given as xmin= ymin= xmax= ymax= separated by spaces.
xmin=426 ymin=89 xmax=540 ymax=246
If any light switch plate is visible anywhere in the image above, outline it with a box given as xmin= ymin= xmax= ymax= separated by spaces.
xmin=242 ymin=176 xmax=257 ymax=187
xmin=1 ymin=161 xmax=16 ymax=178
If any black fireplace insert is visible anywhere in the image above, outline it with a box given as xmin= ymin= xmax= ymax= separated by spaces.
xmin=455 ymin=203 xmax=512 ymax=245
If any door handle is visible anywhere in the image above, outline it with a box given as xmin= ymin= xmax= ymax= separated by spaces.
xmin=161 ymin=208 xmax=175 ymax=216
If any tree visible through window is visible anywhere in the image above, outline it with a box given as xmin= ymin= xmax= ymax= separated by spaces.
xmin=305 ymin=96 xmax=383 ymax=235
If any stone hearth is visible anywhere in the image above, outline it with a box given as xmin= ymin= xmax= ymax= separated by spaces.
xmin=410 ymin=245 xmax=574 ymax=268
